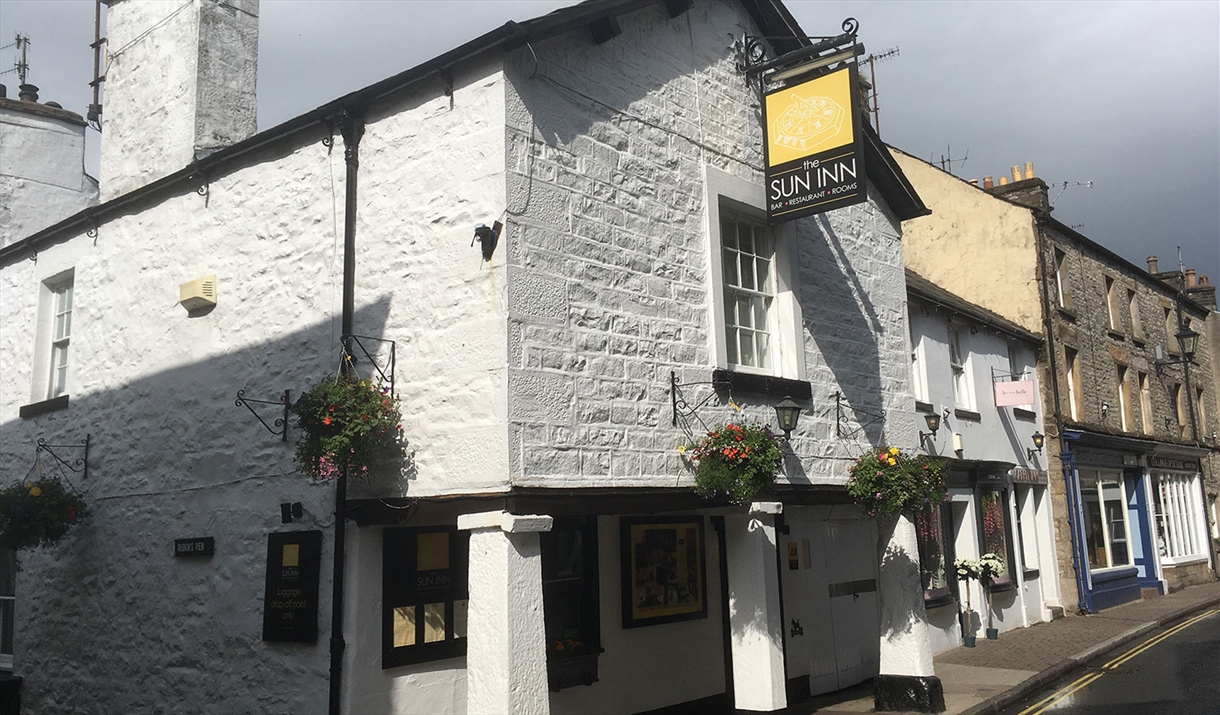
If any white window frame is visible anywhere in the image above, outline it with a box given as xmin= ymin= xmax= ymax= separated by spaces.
xmin=1054 ymin=248 xmax=1070 ymax=308
xmin=1152 ymin=471 xmax=1208 ymax=564
xmin=31 ymin=269 xmax=75 ymax=403
xmin=948 ymin=324 xmax=973 ymax=409
xmin=704 ymin=166 xmax=804 ymax=379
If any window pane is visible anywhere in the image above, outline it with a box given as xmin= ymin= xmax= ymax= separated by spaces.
xmin=423 ymin=602 xmax=446 ymax=643
xmin=739 ymin=333 xmax=755 ymax=367
xmin=721 ymin=218 xmax=737 ymax=251
xmin=916 ymin=506 xmax=947 ymax=591
xmin=736 ymin=295 xmax=753 ymax=328
xmin=738 ymin=222 xmax=754 ymax=255
xmin=1081 ymin=474 xmax=1107 ymax=568
xmin=417 ymin=532 xmax=450 ymax=571
xmin=0 ymin=551 xmax=13 ymax=597
xmin=392 ymin=606 xmax=417 ymax=647
xmin=739 ymin=253 xmax=755 ymax=290
xmin=756 ymin=256 xmax=771 ymax=294
xmin=1101 ymin=478 xmax=1129 ymax=565
xmin=981 ymin=490 xmax=1009 ymax=577
xmin=61 ymin=283 xmax=73 ymax=311
xmin=722 ymin=247 xmax=739 ymax=286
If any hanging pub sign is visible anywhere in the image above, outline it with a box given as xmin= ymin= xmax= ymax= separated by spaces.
xmin=763 ymin=63 xmax=865 ymax=222
xmin=262 ymin=530 xmax=322 ymax=643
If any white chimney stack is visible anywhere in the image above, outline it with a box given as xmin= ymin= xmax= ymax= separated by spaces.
xmin=99 ymin=0 xmax=258 ymax=201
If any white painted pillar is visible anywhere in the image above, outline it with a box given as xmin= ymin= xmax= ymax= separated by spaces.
xmin=723 ymin=502 xmax=787 ymax=712
xmin=458 ymin=511 xmax=553 ymax=715
xmin=875 ymin=513 xmax=943 ymax=712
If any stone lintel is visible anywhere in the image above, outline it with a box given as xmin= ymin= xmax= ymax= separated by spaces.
xmin=458 ymin=510 xmax=553 ymax=533
xmin=749 ymin=501 xmax=783 ymax=515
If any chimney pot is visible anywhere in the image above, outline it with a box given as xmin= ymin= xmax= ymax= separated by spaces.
xmin=1147 ymin=256 xmax=1159 ymax=273
xmin=1186 ymin=268 xmax=1197 ymax=287
xmin=999 ymin=176 xmax=1009 ymax=186
xmin=1201 ymin=275 xmax=1210 ymax=286
xmin=983 ymin=176 xmax=994 ymax=189
xmin=1011 ymin=165 xmax=1022 ymax=182
xmin=1024 ymin=161 xmax=1035 ymax=180
xmin=18 ymin=83 xmax=39 ymax=102
xmin=969 ymin=179 xmax=979 ymax=186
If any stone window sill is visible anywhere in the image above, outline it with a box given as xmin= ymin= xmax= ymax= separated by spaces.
xmin=1057 ymin=306 xmax=1078 ymax=322
xmin=915 ymin=400 xmax=935 ymax=413
xmin=954 ymin=408 xmax=982 ymax=422
xmin=19 ymin=394 xmax=69 ymax=419
xmin=1107 ymin=330 xmax=1125 ymax=341
xmin=711 ymin=369 xmax=812 ymax=400
xmin=1013 ymin=407 xmax=1037 ymax=421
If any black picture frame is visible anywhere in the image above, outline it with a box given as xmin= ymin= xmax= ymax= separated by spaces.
xmin=620 ymin=516 xmax=708 ymax=629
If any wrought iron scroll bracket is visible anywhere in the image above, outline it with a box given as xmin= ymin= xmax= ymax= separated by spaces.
xmin=235 ymin=389 xmax=290 ymax=442
xmin=834 ymin=390 xmax=884 ymax=438
xmin=35 ymin=434 xmax=91 ymax=481
xmin=671 ymin=371 xmax=733 ymax=439
xmin=341 ymin=334 xmax=397 ymax=396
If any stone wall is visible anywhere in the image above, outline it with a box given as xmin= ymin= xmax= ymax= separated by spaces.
xmin=502 ymin=2 xmax=915 ymax=492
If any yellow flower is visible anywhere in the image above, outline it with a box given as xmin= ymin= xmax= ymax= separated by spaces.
xmin=728 ymin=400 xmax=743 ymax=412
xmin=677 ymin=445 xmax=687 ymax=455
xmin=889 ymin=447 xmax=899 ymax=455
xmin=29 ymin=485 xmax=42 ymax=497
xmin=887 ymin=458 xmax=897 ymax=466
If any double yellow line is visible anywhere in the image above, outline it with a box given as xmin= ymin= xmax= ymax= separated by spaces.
xmin=1017 ymin=609 xmax=1219 ymax=715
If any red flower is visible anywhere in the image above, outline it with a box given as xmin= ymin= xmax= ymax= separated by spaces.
xmin=66 ymin=505 xmax=76 ymax=522
xmin=328 ymin=405 xmax=335 ymax=412
xmin=323 ymin=417 xmax=332 ymax=425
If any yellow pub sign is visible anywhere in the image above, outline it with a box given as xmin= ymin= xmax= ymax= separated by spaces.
xmin=763 ymin=64 xmax=866 ymax=222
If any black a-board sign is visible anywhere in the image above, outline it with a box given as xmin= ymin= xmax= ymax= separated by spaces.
xmin=262 ymin=530 xmax=322 ymax=643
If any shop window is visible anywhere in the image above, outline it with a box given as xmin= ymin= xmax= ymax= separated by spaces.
xmin=1153 ymin=472 xmax=1205 ymax=561
xmin=979 ymin=489 xmax=1012 ymax=587
xmin=1080 ymin=471 xmax=1131 ymax=570
xmin=915 ymin=504 xmax=950 ymax=603
xmin=542 ymin=516 xmax=601 ymax=691
xmin=382 ymin=527 xmax=469 ymax=668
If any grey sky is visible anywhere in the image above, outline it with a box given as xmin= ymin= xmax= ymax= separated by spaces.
xmin=2 ymin=0 xmax=1216 ymax=281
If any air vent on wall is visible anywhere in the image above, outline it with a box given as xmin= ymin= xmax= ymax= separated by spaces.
xmin=180 ymin=274 xmax=217 ymax=312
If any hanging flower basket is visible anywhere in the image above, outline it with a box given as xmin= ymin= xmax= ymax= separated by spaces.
xmin=681 ymin=423 xmax=783 ymax=507
xmin=846 ymin=446 xmax=946 ymax=519
xmin=0 ymin=478 xmax=87 ymax=551
xmin=291 ymin=376 xmax=402 ymax=482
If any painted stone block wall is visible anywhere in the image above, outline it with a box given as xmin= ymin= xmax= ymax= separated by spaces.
xmin=501 ymin=2 xmax=916 ymax=491
xmin=0 ymin=58 xmax=510 ymax=714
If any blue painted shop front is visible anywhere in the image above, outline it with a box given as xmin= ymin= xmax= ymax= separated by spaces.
xmin=1060 ymin=432 xmax=1160 ymax=613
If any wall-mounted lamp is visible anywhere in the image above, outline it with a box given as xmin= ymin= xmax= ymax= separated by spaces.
xmin=472 ymin=221 xmax=502 ymax=262
xmin=919 ymin=411 xmax=941 ymax=446
xmin=280 ymin=502 xmax=303 ymax=524
xmin=942 ymin=406 xmax=951 ymax=421
xmin=1026 ymin=431 xmax=1045 ymax=461
xmin=1157 ymin=325 xmax=1200 ymax=372
xmin=1100 ymin=402 xmax=1109 ymax=419
xmin=774 ymin=396 xmax=802 ymax=440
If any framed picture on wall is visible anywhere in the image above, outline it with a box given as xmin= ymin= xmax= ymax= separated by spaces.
xmin=620 ymin=516 xmax=707 ymax=628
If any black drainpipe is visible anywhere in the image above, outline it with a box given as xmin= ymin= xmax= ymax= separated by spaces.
xmin=329 ymin=108 xmax=365 ymax=715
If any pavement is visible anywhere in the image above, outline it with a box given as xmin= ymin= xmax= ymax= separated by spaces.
xmin=787 ymin=579 xmax=1220 ymax=715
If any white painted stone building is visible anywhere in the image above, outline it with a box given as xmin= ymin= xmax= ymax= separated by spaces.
xmin=0 ymin=1 xmax=941 ymax=713
xmin=0 ymin=84 xmax=99 ymax=249
xmin=905 ymin=270 xmax=1063 ymax=654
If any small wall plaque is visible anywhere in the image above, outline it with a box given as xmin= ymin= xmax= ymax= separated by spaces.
xmin=174 ymin=537 xmax=215 ymax=557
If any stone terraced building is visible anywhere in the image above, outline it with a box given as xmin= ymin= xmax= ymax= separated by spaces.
xmin=0 ymin=1 xmax=945 ymax=713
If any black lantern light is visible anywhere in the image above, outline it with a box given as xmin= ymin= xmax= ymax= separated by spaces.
xmin=1176 ymin=326 xmax=1200 ymax=360
xmin=1027 ymin=431 xmax=1044 ymax=460
xmin=919 ymin=411 xmax=940 ymax=447
xmin=774 ymin=397 xmax=801 ymax=440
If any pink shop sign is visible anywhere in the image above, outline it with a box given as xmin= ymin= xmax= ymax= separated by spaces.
xmin=995 ymin=380 xmax=1035 ymax=407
